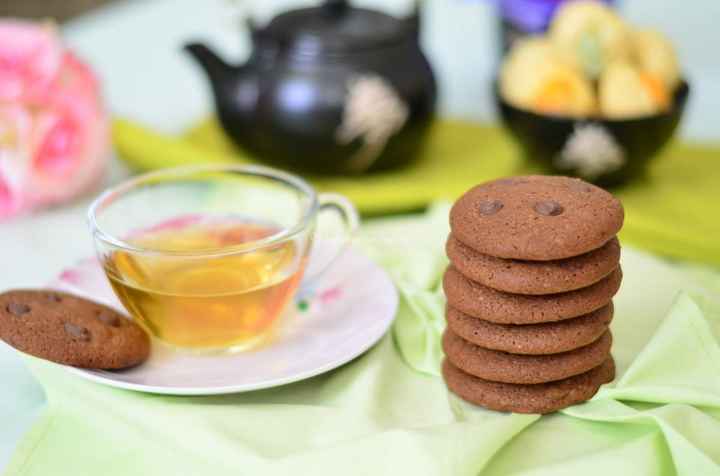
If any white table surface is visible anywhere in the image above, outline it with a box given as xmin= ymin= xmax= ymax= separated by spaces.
xmin=1 ymin=0 xmax=719 ymax=471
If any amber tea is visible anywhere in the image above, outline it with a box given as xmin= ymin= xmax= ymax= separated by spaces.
xmin=90 ymin=165 xmax=357 ymax=354
xmin=102 ymin=216 xmax=306 ymax=351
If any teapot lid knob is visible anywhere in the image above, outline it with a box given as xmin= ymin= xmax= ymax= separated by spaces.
xmin=323 ymin=0 xmax=349 ymax=16
xmin=262 ymin=0 xmax=421 ymax=55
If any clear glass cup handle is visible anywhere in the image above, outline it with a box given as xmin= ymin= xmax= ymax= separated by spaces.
xmin=303 ymin=192 xmax=359 ymax=283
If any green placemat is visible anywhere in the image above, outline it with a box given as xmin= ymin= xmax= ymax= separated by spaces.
xmin=113 ymin=118 xmax=720 ymax=267
xmin=5 ymin=205 xmax=720 ymax=476
xmin=114 ymin=118 xmax=524 ymax=215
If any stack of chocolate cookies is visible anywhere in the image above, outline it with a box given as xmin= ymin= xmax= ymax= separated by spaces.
xmin=442 ymin=176 xmax=624 ymax=414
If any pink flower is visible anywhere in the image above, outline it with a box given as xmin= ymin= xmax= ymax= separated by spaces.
xmin=0 ymin=20 xmax=109 ymax=220
xmin=0 ymin=104 xmax=32 ymax=219
xmin=0 ymin=21 xmax=62 ymax=103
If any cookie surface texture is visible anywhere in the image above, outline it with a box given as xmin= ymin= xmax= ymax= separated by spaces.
xmin=445 ymin=303 xmax=613 ymax=355
xmin=0 ymin=290 xmax=150 ymax=369
xmin=449 ymin=176 xmax=624 ymax=261
xmin=446 ymin=235 xmax=621 ymax=295
xmin=442 ymin=357 xmax=616 ymax=414
xmin=442 ymin=329 xmax=612 ymax=384
xmin=443 ymin=265 xmax=622 ymax=324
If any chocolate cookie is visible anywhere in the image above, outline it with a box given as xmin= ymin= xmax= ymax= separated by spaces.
xmin=442 ymin=329 xmax=611 ymax=384
xmin=449 ymin=176 xmax=624 ymax=261
xmin=446 ymin=303 xmax=613 ymax=355
xmin=446 ymin=235 xmax=621 ymax=295
xmin=443 ymin=265 xmax=622 ymax=324
xmin=442 ymin=357 xmax=615 ymax=414
xmin=0 ymin=290 xmax=150 ymax=369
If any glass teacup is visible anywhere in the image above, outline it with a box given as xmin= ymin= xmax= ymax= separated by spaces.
xmin=88 ymin=164 xmax=358 ymax=353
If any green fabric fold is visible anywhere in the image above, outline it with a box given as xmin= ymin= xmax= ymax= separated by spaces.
xmin=598 ymin=293 xmax=720 ymax=408
xmin=555 ymin=293 xmax=720 ymax=475
xmin=563 ymin=401 xmax=720 ymax=475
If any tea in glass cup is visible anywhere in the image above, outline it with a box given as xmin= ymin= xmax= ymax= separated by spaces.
xmin=89 ymin=165 xmax=357 ymax=353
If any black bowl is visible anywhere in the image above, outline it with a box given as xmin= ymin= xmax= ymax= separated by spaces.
xmin=495 ymin=80 xmax=690 ymax=187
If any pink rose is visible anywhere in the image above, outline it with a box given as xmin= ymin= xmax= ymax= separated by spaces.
xmin=0 ymin=20 xmax=109 ymax=220
xmin=0 ymin=21 xmax=63 ymax=103
xmin=0 ymin=104 xmax=32 ymax=218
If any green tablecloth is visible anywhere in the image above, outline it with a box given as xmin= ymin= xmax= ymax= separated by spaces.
xmin=113 ymin=118 xmax=720 ymax=267
xmin=5 ymin=205 xmax=720 ymax=476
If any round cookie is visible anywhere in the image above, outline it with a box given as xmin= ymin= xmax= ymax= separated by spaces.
xmin=446 ymin=235 xmax=621 ymax=295
xmin=443 ymin=265 xmax=622 ymax=324
xmin=449 ymin=176 xmax=624 ymax=261
xmin=442 ymin=357 xmax=615 ymax=414
xmin=0 ymin=290 xmax=150 ymax=369
xmin=446 ymin=303 xmax=613 ymax=355
xmin=442 ymin=329 xmax=612 ymax=384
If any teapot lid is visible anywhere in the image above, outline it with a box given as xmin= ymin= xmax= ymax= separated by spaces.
xmin=260 ymin=0 xmax=418 ymax=55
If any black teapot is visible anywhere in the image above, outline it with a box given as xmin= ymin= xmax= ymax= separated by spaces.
xmin=185 ymin=0 xmax=437 ymax=175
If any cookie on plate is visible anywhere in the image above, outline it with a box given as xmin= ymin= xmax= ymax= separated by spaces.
xmin=449 ymin=176 xmax=624 ymax=261
xmin=0 ymin=290 xmax=150 ymax=369
xmin=442 ymin=329 xmax=612 ymax=384
xmin=446 ymin=303 xmax=613 ymax=355
xmin=446 ymin=235 xmax=621 ymax=295
xmin=442 ymin=357 xmax=615 ymax=414
xmin=443 ymin=265 xmax=622 ymax=324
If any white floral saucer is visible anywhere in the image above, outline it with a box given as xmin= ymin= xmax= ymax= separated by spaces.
xmin=49 ymin=243 xmax=397 ymax=396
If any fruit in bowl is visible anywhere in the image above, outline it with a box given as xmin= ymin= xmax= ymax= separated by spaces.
xmin=496 ymin=0 xmax=688 ymax=186
xmin=500 ymin=38 xmax=596 ymax=118
xmin=549 ymin=0 xmax=631 ymax=79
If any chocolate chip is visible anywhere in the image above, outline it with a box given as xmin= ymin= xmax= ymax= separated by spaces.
xmin=47 ymin=294 xmax=62 ymax=303
xmin=97 ymin=311 xmax=121 ymax=327
xmin=64 ymin=322 xmax=91 ymax=342
xmin=478 ymin=200 xmax=503 ymax=216
xmin=534 ymin=200 xmax=564 ymax=216
xmin=7 ymin=302 xmax=30 ymax=317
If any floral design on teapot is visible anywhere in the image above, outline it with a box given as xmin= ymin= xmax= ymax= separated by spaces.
xmin=336 ymin=75 xmax=409 ymax=173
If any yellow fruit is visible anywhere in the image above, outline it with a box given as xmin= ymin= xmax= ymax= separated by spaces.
xmin=599 ymin=61 xmax=668 ymax=118
xmin=638 ymin=72 xmax=670 ymax=110
xmin=631 ymin=28 xmax=681 ymax=92
xmin=501 ymin=37 xmax=596 ymax=117
xmin=550 ymin=0 xmax=631 ymax=78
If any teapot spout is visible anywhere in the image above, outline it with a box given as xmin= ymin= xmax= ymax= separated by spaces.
xmin=406 ymin=0 xmax=421 ymax=38
xmin=184 ymin=43 xmax=235 ymax=87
